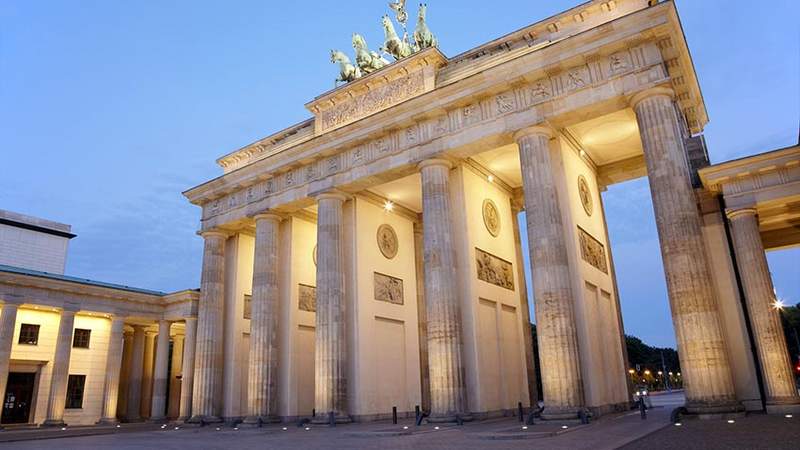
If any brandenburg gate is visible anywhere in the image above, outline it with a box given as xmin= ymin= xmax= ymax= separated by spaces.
xmin=182 ymin=0 xmax=800 ymax=425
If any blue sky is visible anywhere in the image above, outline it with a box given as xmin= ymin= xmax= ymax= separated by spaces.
xmin=1 ymin=0 xmax=797 ymax=348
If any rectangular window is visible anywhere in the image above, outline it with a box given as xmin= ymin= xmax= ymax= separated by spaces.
xmin=243 ymin=294 xmax=252 ymax=320
xmin=18 ymin=324 xmax=40 ymax=345
xmin=65 ymin=375 xmax=86 ymax=409
xmin=72 ymin=329 xmax=91 ymax=348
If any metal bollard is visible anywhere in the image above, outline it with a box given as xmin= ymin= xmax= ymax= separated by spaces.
xmin=312 ymin=408 xmax=316 ymax=418
xmin=518 ymin=402 xmax=524 ymax=422
xmin=329 ymin=411 xmax=336 ymax=427
xmin=456 ymin=415 xmax=463 ymax=426
xmin=415 ymin=405 xmax=420 ymax=425
xmin=392 ymin=406 xmax=398 ymax=425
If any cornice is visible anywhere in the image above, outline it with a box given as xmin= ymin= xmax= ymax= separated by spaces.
xmin=699 ymin=145 xmax=800 ymax=193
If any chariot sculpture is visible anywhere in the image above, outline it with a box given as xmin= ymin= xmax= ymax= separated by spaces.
xmin=331 ymin=2 xmax=438 ymax=86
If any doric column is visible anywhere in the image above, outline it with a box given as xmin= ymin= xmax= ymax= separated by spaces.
xmin=43 ymin=308 xmax=77 ymax=426
xmin=117 ymin=331 xmax=133 ymax=418
xmin=727 ymin=208 xmax=800 ymax=413
xmin=178 ymin=318 xmax=198 ymax=422
xmin=99 ymin=315 xmax=126 ymax=424
xmin=140 ymin=330 xmax=156 ymax=418
xmin=413 ymin=221 xmax=431 ymax=412
xmin=514 ymin=127 xmax=583 ymax=419
xmin=243 ymin=213 xmax=283 ymax=426
xmin=631 ymin=87 xmax=740 ymax=413
xmin=190 ymin=231 xmax=227 ymax=424
xmin=0 ymin=302 xmax=20 ymax=406
xmin=149 ymin=320 xmax=172 ymax=421
xmin=168 ymin=333 xmax=184 ymax=418
xmin=126 ymin=325 xmax=146 ymax=421
xmin=510 ymin=199 xmax=539 ymax=408
xmin=419 ymin=159 xmax=470 ymax=422
xmin=313 ymin=191 xmax=351 ymax=423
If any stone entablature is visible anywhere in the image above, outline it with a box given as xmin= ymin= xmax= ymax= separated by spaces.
xmin=210 ymin=0 xmax=705 ymax=177
xmin=0 ymin=268 xmax=199 ymax=320
xmin=699 ymin=145 xmax=800 ymax=207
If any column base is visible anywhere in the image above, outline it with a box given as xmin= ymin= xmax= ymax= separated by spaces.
xmin=766 ymin=401 xmax=800 ymax=415
xmin=240 ymin=415 xmax=281 ymax=427
xmin=41 ymin=419 xmax=67 ymax=427
xmin=96 ymin=418 xmax=119 ymax=426
xmin=147 ymin=416 xmax=168 ymax=424
xmin=186 ymin=415 xmax=223 ymax=426
xmin=539 ymin=406 xmax=583 ymax=421
xmin=426 ymin=412 xmax=473 ymax=423
xmin=686 ymin=400 xmax=745 ymax=419
xmin=311 ymin=413 xmax=352 ymax=425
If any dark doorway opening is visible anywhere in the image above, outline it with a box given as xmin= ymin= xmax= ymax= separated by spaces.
xmin=1 ymin=372 xmax=36 ymax=424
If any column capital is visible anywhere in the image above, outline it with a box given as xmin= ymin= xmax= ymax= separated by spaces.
xmin=513 ymin=124 xmax=555 ymax=142
xmin=198 ymin=229 xmax=229 ymax=240
xmin=252 ymin=211 xmax=284 ymax=223
xmin=629 ymin=86 xmax=675 ymax=109
xmin=1 ymin=298 xmax=23 ymax=308
xmin=61 ymin=303 xmax=81 ymax=314
xmin=314 ymin=190 xmax=350 ymax=202
xmin=726 ymin=207 xmax=758 ymax=221
xmin=417 ymin=158 xmax=453 ymax=171
xmin=184 ymin=316 xmax=198 ymax=324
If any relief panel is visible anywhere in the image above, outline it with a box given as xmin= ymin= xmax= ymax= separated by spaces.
xmin=577 ymin=226 xmax=608 ymax=274
xmin=374 ymin=272 xmax=404 ymax=305
xmin=475 ymin=248 xmax=514 ymax=291
xmin=298 ymin=284 xmax=317 ymax=312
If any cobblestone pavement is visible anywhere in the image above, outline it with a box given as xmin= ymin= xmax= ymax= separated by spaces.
xmin=0 ymin=409 xmax=672 ymax=450
xmin=621 ymin=412 xmax=800 ymax=450
xmin=9 ymin=393 xmax=793 ymax=450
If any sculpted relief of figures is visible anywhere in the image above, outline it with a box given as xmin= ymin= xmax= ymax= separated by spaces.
xmin=578 ymin=175 xmax=593 ymax=216
xmin=299 ymin=284 xmax=317 ymax=312
xmin=577 ymin=227 xmax=608 ymax=274
xmin=475 ymin=248 xmax=514 ymax=291
xmin=377 ymin=224 xmax=399 ymax=259
xmin=374 ymin=272 xmax=404 ymax=305
xmin=482 ymin=199 xmax=501 ymax=237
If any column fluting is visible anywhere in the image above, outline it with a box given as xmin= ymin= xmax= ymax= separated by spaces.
xmin=313 ymin=192 xmax=351 ymax=423
xmin=99 ymin=315 xmax=126 ymax=424
xmin=244 ymin=213 xmax=283 ymax=425
xmin=126 ymin=325 xmax=146 ymax=421
xmin=632 ymin=87 xmax=740 ymax=413
xmin=0 ymin=303 xmax=20 ymax=407
xmin=514 ymin=127 xmax=584 ymax=419
xmin=727 ymin=208 xmax=800 ymax=412
xmin=178 ymin=318 xmax=198 ymax=421
xmin=190 ymin=231 xmax=227 ymax=423
xmin=419 ymin=159 xmax=470 ymax=422
xmin=43 ymin=309 xmax=77 ymax=426
xmin=149 ymin=320 xmax=172 ymax=421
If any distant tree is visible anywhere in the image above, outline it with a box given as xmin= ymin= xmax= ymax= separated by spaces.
xmin=625 ymin=335 xmax=680 ymax=372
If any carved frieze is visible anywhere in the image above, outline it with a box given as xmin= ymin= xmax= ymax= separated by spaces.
xmin=298 ymin=284 xmax=317 ymax=312
xmin=577 ymin=227 xmax=608 ymax=274
xmin=200 ymin=45 xmax=665 ymax=223
xmin=377 ymin=224 xmax=399 ymax=259
xmin=374 ymin=272 xmax=404 ymax=305
xmin=475 ymin=248 xmax=514 ymax=290
xmin=319 ymin=70 xmax=425 ymax=133
xmin=482 ymin=199 xmax=501 ymax=237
